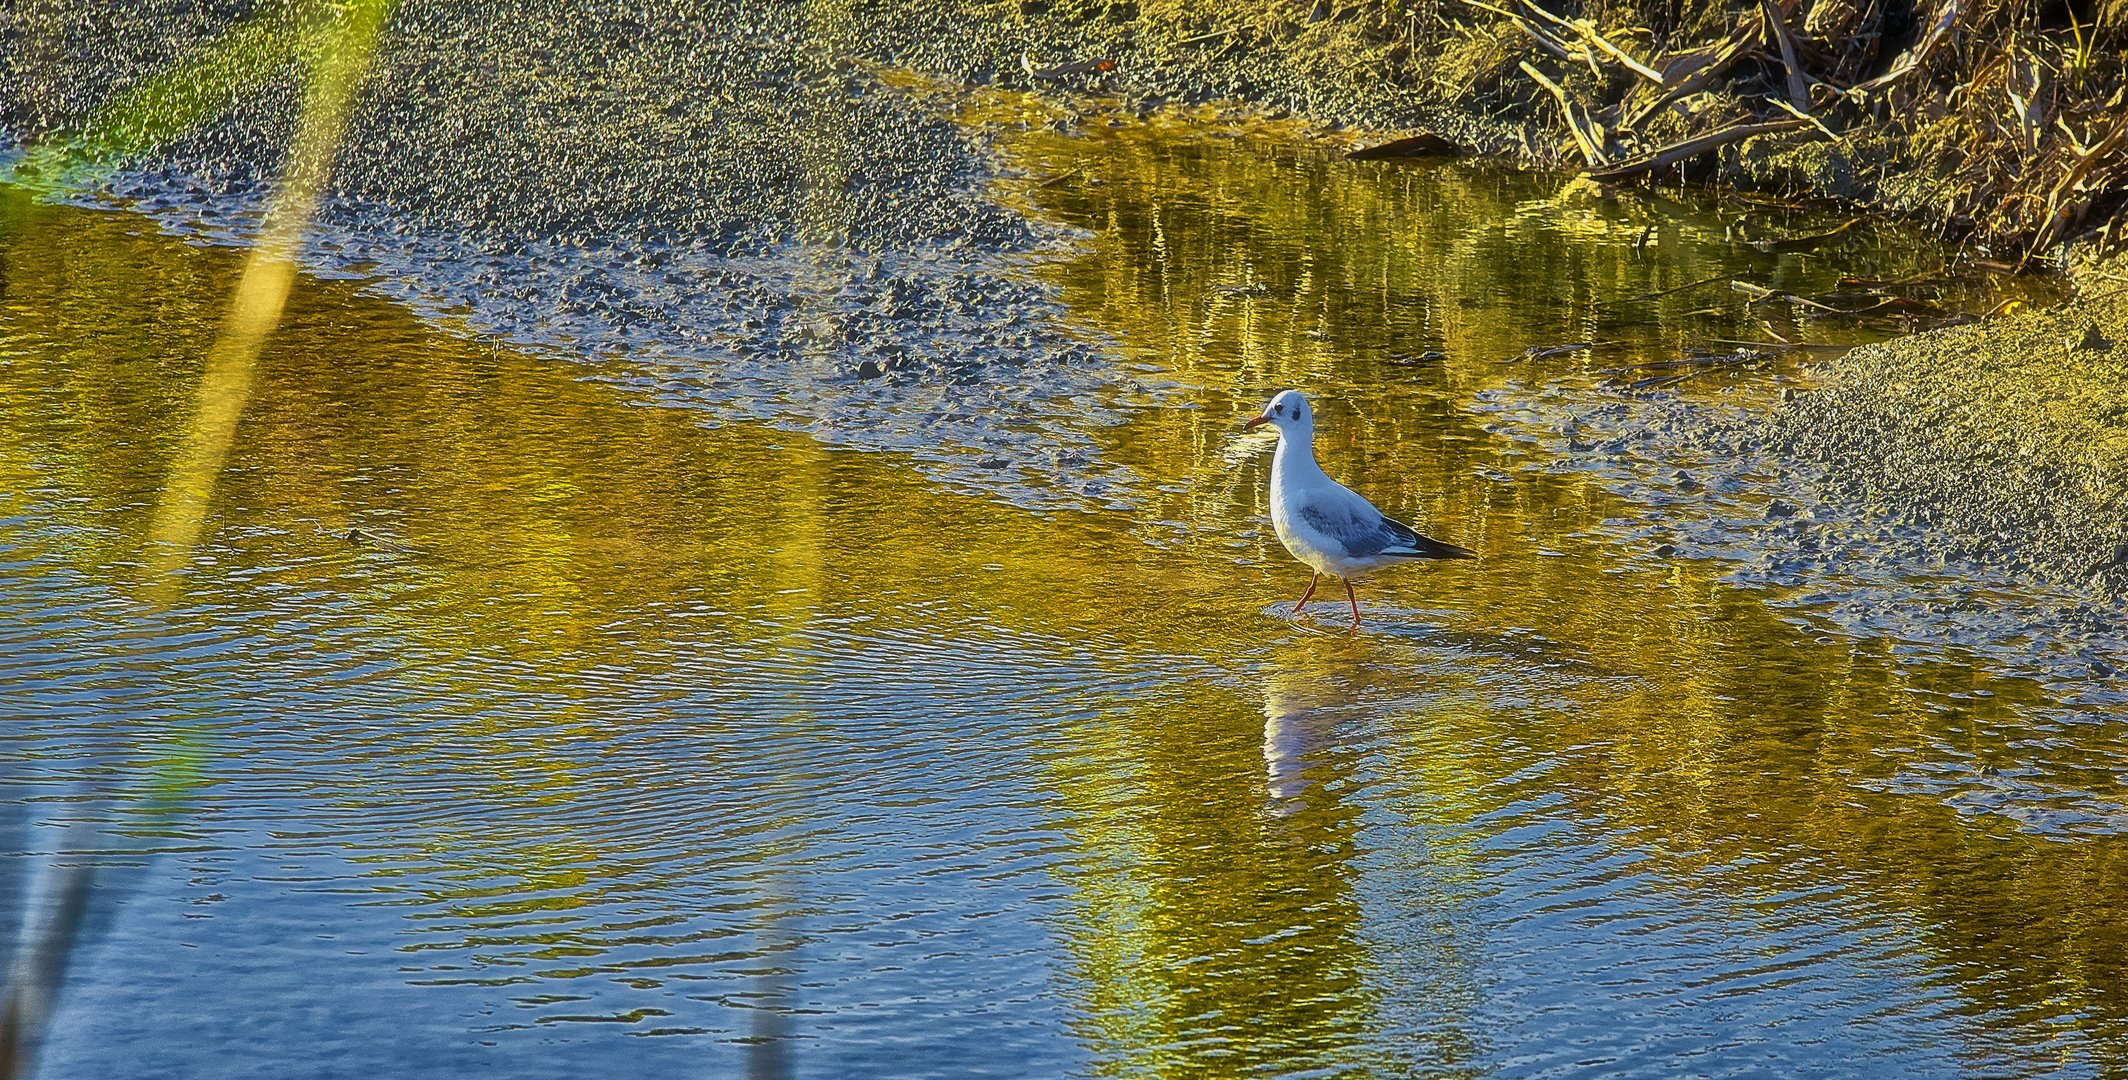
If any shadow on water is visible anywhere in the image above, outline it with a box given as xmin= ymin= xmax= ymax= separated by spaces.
xmin=4 ymin=85 xmax=2128 ymax=1080
xmin=0 ymin=735 xmax=203 ymax=1080
xmin=0 ymin=822 xmax=97 ymax=1080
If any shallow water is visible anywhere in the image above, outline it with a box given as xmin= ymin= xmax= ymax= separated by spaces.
xmin=4 ymin=116 xmax=2126 ymax=1079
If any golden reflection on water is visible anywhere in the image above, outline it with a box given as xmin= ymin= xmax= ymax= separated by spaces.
xmin=1 ymin=110 xmax=2125 ymax=1072
xmin=982 ymin=110 xmax=2127 ymax=1067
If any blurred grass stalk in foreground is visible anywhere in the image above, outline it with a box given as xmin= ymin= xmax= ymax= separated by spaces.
xmin=2 ymin=3 xmax=394 ymax=1078
xmin=1 ymin=742 xmax=207 ymax=1080
xmin=146 ymin=0 xmax=397 ymax=581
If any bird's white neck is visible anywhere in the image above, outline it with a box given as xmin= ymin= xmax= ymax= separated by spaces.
xmin=1271 ymin=427 xmax=1328 ymax=492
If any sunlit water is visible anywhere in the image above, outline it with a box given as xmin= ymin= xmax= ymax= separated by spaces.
xmin=4 ymin=115 xmax=2125 ymax=1079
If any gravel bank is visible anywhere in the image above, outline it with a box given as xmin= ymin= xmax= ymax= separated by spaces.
xmin=2 ymin=0 xmax=1164 ymax=506
xmin=1762 ymin=272 xmax=2128 ymax=599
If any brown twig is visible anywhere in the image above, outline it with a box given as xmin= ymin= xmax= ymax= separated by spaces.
xmin=2028 ymin=114 xmax=2128 ymax=259
xmin=1500 ymin=340 xmax=1616 ymax=362
xmin=1732 ymin=279 xmax=1851 ymax=311
xmin=1463 ymin=0 xmax=1587 ymax=62
xmin=1623 ymin=273 xmax=1731 ymax=301
xmin=1758 ymin=0 xmax=1813 ymax=111
xmin=1564 ymin=15 xmax=1666 ymax=84
xmin=1846 ymin=0 xmax=1968 ymax=96
xmin=1768 ymin=97 xmax=1840 ymax=141
xmin=1708 ymin=338 xmax=1851 ymax=350
xmin=1752 ymin=215 xmax=1860 ymax=251
xmin=1621 ymin=25 xmax=1762 ymax=130
xmin=1587 ymin=118 xmax=1813 ymax=180
xmin=1519 ymin=61 xmax=1609 ymax=167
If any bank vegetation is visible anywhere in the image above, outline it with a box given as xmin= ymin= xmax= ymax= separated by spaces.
xmin=993 ymin=0 xmax=2126 ymax=264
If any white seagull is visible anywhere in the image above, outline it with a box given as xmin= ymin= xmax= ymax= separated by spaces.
xmin=1244 ymin=389 xmax=1475 ymax=632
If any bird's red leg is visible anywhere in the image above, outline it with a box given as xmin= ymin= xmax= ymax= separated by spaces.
xmin=1344 ymin=578 xmax=1362 ymax=634
xmin=1290 ymin=573 xmax=1319 ymax=615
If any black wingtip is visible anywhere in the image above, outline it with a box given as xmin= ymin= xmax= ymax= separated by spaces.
xmin=1396 ymin=538 xmax=1477 ymax=560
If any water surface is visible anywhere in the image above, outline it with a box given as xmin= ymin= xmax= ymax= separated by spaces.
xmin=3 ymin=120 xmax=2125 ymax=1079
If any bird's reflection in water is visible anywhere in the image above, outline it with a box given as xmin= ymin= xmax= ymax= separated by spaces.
xmin=1261 ymin=641 xmax=1372 ymax=814
xmin=1260 ymin=621 xmax=1493 ymax=815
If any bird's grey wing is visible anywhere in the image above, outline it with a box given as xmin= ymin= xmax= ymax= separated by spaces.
xmin=1302 ymin=501 xmax=1477 ymax=560
xmin=1298 ymin=501 xmax=1398 ymax=558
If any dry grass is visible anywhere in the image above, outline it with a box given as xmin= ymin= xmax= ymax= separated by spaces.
xmin=1281 ymin=0 xmax=2128 ymax=260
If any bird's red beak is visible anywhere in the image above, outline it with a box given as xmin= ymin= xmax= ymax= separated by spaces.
xmin=1243 ymin=415 xmax=1268 ymax=431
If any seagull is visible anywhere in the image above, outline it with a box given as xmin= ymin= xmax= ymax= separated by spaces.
xmin=1244 ymin=389 xmax=1475 ymax=632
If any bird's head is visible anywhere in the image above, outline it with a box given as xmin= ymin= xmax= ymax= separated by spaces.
xmin=1243 ymin=389 xmax=1313 ymax=436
